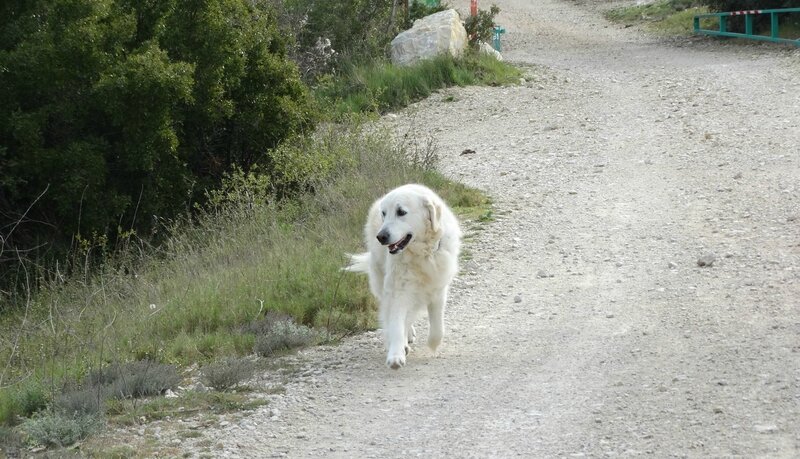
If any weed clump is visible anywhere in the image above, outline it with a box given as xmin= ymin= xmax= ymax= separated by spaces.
xmin=202 ymin=358 xmax=256 ymax=391
xmin=90 ymin=361 xmax=181 ymax=400
xmin=20 ymin=412 xmax=102 ymax=448
xmin=250 ymin=313 xmax=318 ymax=357
xmin=55 ymin=388 xmax=105 ymax=417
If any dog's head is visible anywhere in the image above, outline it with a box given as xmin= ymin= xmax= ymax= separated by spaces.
xmin=376 ymin=185 xmax=443 ymax=255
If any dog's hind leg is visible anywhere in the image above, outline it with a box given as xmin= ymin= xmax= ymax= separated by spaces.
xmin=405 ymin=308 xmax=418 ymax=347
xmin=427 ymin=287 xmax=448 ymax=353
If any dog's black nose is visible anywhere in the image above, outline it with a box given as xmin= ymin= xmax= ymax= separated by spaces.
xmin=376 ymin=230 xmax=390 ymax=245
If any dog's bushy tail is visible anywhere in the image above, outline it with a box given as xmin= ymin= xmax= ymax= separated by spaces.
xmin=342 ymin=252 xmax=370 ymax=273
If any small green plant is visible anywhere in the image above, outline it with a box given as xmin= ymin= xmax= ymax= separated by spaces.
xmin=252 ymin=317 xmax=318 ymax=357
xmin=202 ymin=358 xmax=256 ymax=391
xmin=20 ymin=412 xmax=102 ymax=448
xmin=106 ymin=390 xmax=266 ymax=426
xmin=464 ymin=4 xmax=501 ymax=46
xmin=55 ymin=388 xmax=105 ymax=417
xmin=0 ymin=425 xmax=23 ymax=453
xmin=90 ymin=361 xmax=181 ymax=400
xmin=15 ymin=383 xmax=49 ymax=419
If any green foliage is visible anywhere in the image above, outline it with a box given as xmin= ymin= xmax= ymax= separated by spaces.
xmin=20 ymin=412 xmax=102 ymax=448
xmin=316 ymin=51 xmax=522 ymax=116
xmin=252 ymin=317 xmax=318 ymax=357
xmin=55 ymin=388 xmax=105 ymax=417
xmin=16 ymin=383 xmax=50 ymax=419
xmin=605 ymin=1 xmax=712 ymax=35
xmin=0 ymin=425 xmax=23 ymax=453
xmin=105 ymin=390 xmax=266 ymax=427
xmin=405 ymin=1 xmax=450 ymax=29
xmin=0 ymin=0 xmax=315 ymax=286
xmin=289 ymin=0 xmax=397 ymax=60
xmin=464 ymin=4 xmax=501 ymax=46
xmin=607 ymin=0 xmax=702 ymax=22
xmin=89 ymin=361 xmax=181 ymax=399
xmin=201 ymin=358 xmax=256 ymax=391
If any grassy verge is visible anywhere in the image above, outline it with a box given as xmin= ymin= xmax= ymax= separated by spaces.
xmin=605 ymin=0 xmax=712 ymax=36
xmin=316 ymin=51 xmax=522 ymax=117
xmin=1 ymin=42 xmax=510 ymax=454
xmin=0 ymin=122 xmax=491 ymax=451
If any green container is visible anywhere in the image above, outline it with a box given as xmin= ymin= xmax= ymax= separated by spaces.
xmin=493 ymin=26 xmax=506 ymax=52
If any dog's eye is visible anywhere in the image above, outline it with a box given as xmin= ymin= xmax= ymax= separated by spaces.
xmin=397 ymin=208 xmax=407 ymax=217
xmin=381 ymin=210 xmax=386 ymax=218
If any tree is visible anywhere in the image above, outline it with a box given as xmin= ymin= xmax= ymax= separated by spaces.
xmin=0 ymin=0 xmax=315 ymax=286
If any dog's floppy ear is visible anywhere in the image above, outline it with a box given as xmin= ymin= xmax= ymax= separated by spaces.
xmin=425 ymin=196 xmax=442 ymax=235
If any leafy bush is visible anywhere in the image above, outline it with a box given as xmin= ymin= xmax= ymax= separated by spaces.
xmin=90 ymin=361 xmax=181 ymax=399
xmin=464 ymin=4 xmax=501 ymax=46
xmin=55 ymin=388 xmax=105 ymax=417
xmin=0 ymin=425 xmax=23 ymax=452
xmin=0 ymin=0 xmax=315 ymax=287
xmin=253 ymin=317 xmax=318 ymax=357
xmin=15 ymin=383 xmax=49 ymax=419
xmin=20 ymin=412 xmax=102 ymax=448
xmin=202 ymin=358 xmax=256 ymax=391
xmin=288 ymin=0 xmax=397 ymax=61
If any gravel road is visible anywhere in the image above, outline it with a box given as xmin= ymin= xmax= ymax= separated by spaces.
xmin=123 ymin=1 xmax=800 ymax=457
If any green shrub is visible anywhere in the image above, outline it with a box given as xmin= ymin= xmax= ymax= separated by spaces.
xmin=253 ymin=318 xmax=318 ymax=357
xmin=464 ymin=4 xmax=501 ymax=46
xmin=0 ymin=0 xmax=315 ymax=288
xmin=15 ymin=383 xmax=49 ymax=419
xmin=0 ymin=425 xmax=23 ymax=454
xmin=202 ymin=358 xmax=256 ymax=391
xmin=55 ymin=388 xmax=106 ymax=417
xmin=90 ymin=361 xmax=181 ymax=399
xmin=289 ymin=0 xmax=396 ymax=61
xmin=404 ymin=1 xmax=450 ymax=29
xmin=20 ymin=412 xmax=102 ymax=448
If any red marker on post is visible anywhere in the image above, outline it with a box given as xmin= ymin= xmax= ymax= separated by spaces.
xmin=470 ymin=0 xmax=478 ymax=17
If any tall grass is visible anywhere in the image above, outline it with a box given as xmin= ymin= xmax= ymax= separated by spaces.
xmin=316 ymin=51 xmax=521 ymax=116
xmin=605 ymin=0 xmax=712 ymax=35
xmin=0 ymin=122 xmax=488 ymax=429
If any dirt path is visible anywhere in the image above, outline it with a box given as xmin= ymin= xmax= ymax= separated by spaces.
xmin=136 ymin=1 xmax=799 ymax=456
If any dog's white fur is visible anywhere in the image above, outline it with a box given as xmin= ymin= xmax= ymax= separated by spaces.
xmin=345 ymin=184 xmax=461 ymax=369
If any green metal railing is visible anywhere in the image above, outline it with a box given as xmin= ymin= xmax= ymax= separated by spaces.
xmin=694 ymin=8 xmax=800 ymax=46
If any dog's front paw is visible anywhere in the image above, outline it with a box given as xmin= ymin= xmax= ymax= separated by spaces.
xmin=386 ymin=353 xmax=406 ymax=370
xmin=427 ymin=334 xmax=442 ymax=353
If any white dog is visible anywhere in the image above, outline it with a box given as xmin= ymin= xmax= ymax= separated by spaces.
xmin=345 ymin=184 xmax=461 ymax=369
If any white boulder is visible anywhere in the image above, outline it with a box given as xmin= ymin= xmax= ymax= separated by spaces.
xmin=390 ymin=9 xmax=468 ymax=67
xmin=478 ymin=41 xmax=503 ymax=61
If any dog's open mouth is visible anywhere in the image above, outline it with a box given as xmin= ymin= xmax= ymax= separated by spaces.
xmin=388 ymin=234 xmax=412 ymax=254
